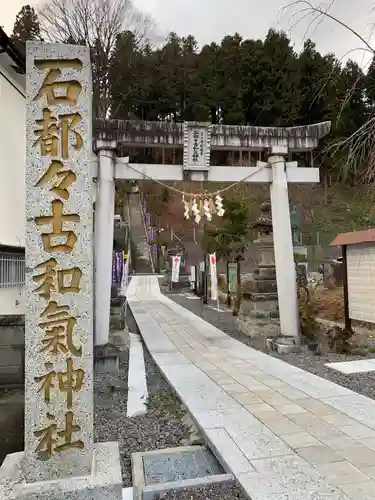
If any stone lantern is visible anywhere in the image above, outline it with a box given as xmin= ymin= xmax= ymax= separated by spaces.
xmin=252 ymin=201 xmax=276 ymax=274
xmin=237 ymin=201 xmax=280 ymax=338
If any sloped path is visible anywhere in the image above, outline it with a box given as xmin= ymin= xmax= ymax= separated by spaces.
xmin=128 ymin=193 xmax=153 ymax=273
xmin=127 ymin=275 xmax=375 ymax=500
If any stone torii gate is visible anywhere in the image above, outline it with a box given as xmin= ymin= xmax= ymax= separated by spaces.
xmin=93 ymin=120 xmax=331 ymax=346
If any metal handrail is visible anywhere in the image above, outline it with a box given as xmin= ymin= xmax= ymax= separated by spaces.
xmin=138 ymin=193 xmax=155 ymax=274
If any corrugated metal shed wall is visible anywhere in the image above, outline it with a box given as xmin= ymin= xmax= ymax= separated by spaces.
xmin=347 ymin=243 xmax=375 ymax=323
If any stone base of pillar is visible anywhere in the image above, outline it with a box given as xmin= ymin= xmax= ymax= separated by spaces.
xmin=236 ymin=317 xmax=280 ymax=339
xmin=266 ymin=335 xmax=301 ymax=354
xmin=0 ymin=442 xmax=123 ymax=500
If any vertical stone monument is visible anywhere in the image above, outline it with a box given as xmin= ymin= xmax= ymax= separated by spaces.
xmin=237 ymin=202 xmax=279 ymax=338
xmin=0 ymin=42 xmax=122 ymax=500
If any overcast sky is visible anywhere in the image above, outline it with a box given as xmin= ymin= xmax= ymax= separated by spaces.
xmin=3 ymin=0 xmax=375 ymax=66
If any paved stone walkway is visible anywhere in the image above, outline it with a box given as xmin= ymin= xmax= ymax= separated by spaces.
xmin=127 ymin=276 xmax=375 ymax=500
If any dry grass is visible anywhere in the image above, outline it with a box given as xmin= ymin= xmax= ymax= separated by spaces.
xmin=313 ymin=287 xmax=375 ymax=334
xmin=314 ymin=287 xmax=344 ymax=322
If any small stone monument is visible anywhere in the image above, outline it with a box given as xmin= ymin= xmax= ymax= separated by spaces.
xmin=290 ymin=205 xmax=301 ymax=244
xmin=0 ymin=42 xmax=122 ymax=500
xmin=237 ymin=202 xmax=279 ymax=338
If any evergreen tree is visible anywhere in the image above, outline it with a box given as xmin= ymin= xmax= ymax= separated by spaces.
xmin=216 ymin=33 xmax=245 ymax=125
xmin=240 ymin=37 xmax=265 ymax=125
xmin=256 ymin=29 xmax=300 ymax=126
xmin=109 ymin=31 xmax=140 ymax=119
xmin=193 ymin=42 xmax=221 ymax=122
xmin=11 ymin=5 xmax=42 ymax=43
xmin=336 ymin=60 xmax=367 ymax=138
xmin=297 ymin=40 xmax=341 ymax=126
xmin=202 ymin=199 xmax=250 ymax=260
xmin=365 ymin=55 xmax=375 ymax=107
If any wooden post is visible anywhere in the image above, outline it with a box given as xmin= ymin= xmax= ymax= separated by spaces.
xmin=342 ymin=244 xmax=352 ymax=331
xmin=233 ymin=258 xmax=241 ymax=316
xmin=226 ymin=261 xmax=231 ymax=307
xmin=156 ymin=230 xmax=160 ymax=272
xmin=203 ymin=254 xmax=208 ymax=304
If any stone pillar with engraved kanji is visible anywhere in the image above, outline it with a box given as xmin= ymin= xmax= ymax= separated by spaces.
xmin=0 ymin=41 xmax=122 ymax=500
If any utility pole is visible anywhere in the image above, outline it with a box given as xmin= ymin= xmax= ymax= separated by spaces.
xmin=203 ymin=252 xmax=208 ymax=304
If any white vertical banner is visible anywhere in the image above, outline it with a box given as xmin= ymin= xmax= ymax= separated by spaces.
xmin=171 ymin=256 xmax=181 ymax=283
xmin=209 ymin=253 xmax=218 ymax=301
xmin=190 ymin=265 xmax=196 ymax=291
xmin=190 ymin=265 xmax=196 ymax=283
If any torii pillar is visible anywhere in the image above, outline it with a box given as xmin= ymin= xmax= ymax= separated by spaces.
xmin=269 ymin=146 xmax=300 ymax=338
xmin=94 ymin=140 xmax=117 ymax=346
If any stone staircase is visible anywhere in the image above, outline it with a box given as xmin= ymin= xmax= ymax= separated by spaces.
xmin=128 ymin=194 xmax=154 ymax=274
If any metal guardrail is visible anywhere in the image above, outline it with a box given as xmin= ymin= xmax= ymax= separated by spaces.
xmin=125 ymin=194 xmax=132 ymax=273
xmin=138 ymin=193 xmax=155 ymax=274
xmin=0 ymin=253 xmax=25 ymax=288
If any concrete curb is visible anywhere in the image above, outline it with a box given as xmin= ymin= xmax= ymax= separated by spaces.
xmin=127 ymin=332 xmax=148 ymax=417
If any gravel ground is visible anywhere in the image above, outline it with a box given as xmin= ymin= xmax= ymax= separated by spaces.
xmin=163 ymin=290 xmax=375 ymax=401
xmin=155 ymin=482 xmax=247 ymax=500
xmin=0 ymin=388 xmax=24 ymax=466
xmin=94 ymin=342 xmax=191 ymax=487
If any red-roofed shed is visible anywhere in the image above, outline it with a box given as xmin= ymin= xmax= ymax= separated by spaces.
xmin=331 ymin=229 xmax=375 ymax=247
xmin=331 ymin=229 xmax=375 ymax=327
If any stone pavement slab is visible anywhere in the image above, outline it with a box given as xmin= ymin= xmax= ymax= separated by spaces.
xmin=127 ymin=276 xmax=375 ymax=500
xmin=325 ymin=359 xmax=375 ymax=374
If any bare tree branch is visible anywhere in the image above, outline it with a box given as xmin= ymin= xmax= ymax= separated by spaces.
xmin=283 ymin=1 xmax=375 ymax=189
xmin=283 ymin=1 xmax=375 ymax=54
xmin=305 ymin=0 xmax=335 ymax=41
xmin=38 ymin=0 xmax=156 ymax=117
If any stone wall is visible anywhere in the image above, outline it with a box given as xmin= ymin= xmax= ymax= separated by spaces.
xmin=0 ymin=315 xmax=24 ymax=388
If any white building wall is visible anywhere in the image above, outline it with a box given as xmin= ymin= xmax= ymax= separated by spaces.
xmin=0 ymin=286 xmax=24 ymax=316
xmin=0 ymin=65 xmax=25 ymax=248
xmin=347 ymin=243 xmax=375 ymax=323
